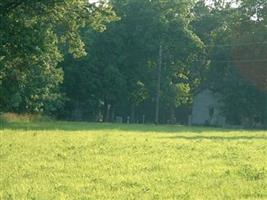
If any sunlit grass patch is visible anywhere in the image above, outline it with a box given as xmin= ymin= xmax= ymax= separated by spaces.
xmin=0 ymin=122 xmax=266 ymax=199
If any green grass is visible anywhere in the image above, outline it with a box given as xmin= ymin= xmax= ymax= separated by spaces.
xmin=0 ymin=122 xmax=266 ymax=199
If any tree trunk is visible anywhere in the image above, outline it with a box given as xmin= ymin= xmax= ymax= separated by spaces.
xmin=111 ymin=106 xmax=115 ymax=122
xmin=73 ymin=101 xmax=82 ymax=121
xmin=130 ymin=104 xmax=135 ymax=123
xmin=103 ymin=100 xmax=111 ymax=122
xmin=170 ymin=105 xmax=176 ymax=124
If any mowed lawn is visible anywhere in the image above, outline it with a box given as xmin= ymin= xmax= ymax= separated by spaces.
xmin=0 ymin=122 xmax=266 ymax=200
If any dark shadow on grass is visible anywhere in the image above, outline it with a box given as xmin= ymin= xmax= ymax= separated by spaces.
xmin=162 ymin=135 xmax=267 ymax=141
xmin=0 ymin=121 xmax=266 ymax=134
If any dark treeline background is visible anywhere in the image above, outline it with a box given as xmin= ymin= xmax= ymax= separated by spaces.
xmin=0 ymin=0 xmax=267 ymax=125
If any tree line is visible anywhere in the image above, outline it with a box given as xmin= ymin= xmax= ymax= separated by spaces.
xmin=1 ymin=0 xmax=266 ymax=126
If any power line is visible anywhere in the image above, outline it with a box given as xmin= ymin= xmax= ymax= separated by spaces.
xmin=214 ymin=59 xmax=267 ymax=63
xmin=193 ymin=58 xmax=267 ymax=63
xmin=206 ymin=41 xmax=267 ymax=47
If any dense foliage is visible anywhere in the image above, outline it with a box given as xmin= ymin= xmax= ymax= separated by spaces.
xmin=0 ymin=0 xmax=266 ymax=126
xmin=203 ymin=0 xmax=267 ymax=125
xmin=0 ymin=0 xmax=117 ymax=114
xmin=60 ymin=0 xmax=204 ymax=123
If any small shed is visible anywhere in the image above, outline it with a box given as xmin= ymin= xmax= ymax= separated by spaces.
xmin=191 ymin=89 xmax=225 ymax=126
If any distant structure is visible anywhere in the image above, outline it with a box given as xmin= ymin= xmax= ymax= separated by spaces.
xmin=191 ymin=89 xmax=226 ymax=127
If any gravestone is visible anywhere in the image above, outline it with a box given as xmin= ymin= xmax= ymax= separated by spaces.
xmin=115 ymin=116 xmax=123 ymax=123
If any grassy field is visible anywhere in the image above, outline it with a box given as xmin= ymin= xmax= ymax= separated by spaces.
xmin=0 ymin=122 xmax=266 ymax=199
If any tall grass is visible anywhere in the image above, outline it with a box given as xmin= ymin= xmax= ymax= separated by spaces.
xmin=0 ymin=113 xmax=51 ymax=123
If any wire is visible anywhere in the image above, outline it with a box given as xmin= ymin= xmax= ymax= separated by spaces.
xmin=206 ymin=41 xmax=267 ymax=47
xmin=213 ymin=59 xmax=267 ymax=63
xmin=193 ymin=59 xmax=267 ymax=63
xmin=194 ymin=42 xmax=267 ymax=63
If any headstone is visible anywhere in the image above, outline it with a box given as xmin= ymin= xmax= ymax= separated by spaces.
xmin=115 ymin=116 xmax=123 ymax=123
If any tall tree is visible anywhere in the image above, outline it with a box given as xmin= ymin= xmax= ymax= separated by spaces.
xmin=195 ymin=0 xmax=267 ymax=126
xmin=60 ymin=0 xmax=204 ymax=122
xmin=0 ymin=0 xmax=117 ymax=114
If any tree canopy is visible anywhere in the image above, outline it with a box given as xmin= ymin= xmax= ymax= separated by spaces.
xmin=1 ymin=0 xmax=266 ymax=127
xmin=0 ymin=0 xmax=117 ymax=113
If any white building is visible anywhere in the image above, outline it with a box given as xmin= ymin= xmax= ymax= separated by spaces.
xmin=191 ymin=89 xmax=226 ymax=126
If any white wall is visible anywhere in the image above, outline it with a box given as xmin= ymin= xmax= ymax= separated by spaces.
xmin=192 ymin=89 xmax=225 ymax=126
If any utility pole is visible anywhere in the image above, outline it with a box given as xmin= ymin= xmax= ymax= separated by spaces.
xmin=264 ymin=92 xmax=267 ymax=129
xmin=155 ymin=44 xmax=162 ymax=124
